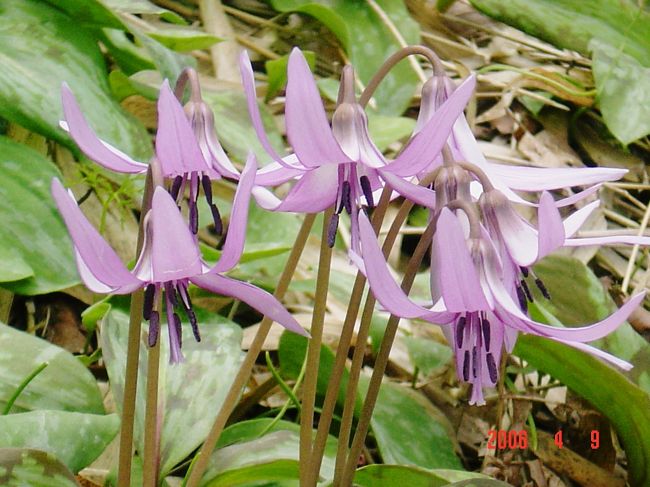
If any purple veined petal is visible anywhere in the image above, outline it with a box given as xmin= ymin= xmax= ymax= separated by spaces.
xmin=564 ymin=235 xmax=650 ymax=246
xmin=190 ymin=273 xmax=309 ymax=336
xmin=286 ymin=48 xmax=350 ymax=168
xmin=357 ymin=211 xmax=456 ymax=322
xmin=140 ymin=186 xmax=204 ymax=282
xmin=387 ymin=75 xmax=476 ymax=177
xmin=51 ymin=178 xmax=143 ymax=293
xmin=434 ymin=208 xmax=491 ymax=312
xmin=239 ymin=51 xmax=296 ymax=169
xmin=553 ymin=184 xmax=602 ymax=208
xmin=156 ymin=80 xmax=210 ymax=176
xmin=563 ymin=200 xmax=600 ymax=237
xmin=254 ymin=157 xmax=305 ymax=186
xmin=484 ymin=161 xmax=627 ymax=192
xmin=537 ymin=191 xmax=565 ymax=259
xmin=378 ymin=170 xmax=435 ymax=208
xmin=195 ymin=102 xmax=241 ymax=179
xmin=553 ymin=339 xmax=633 ymax=370
xmin=212 ymin=153 xmax=257 ymax=273
xmin=61 ymin=84 xmax=148 ymax=174
xmin=260 ymin=164 xmax=339 ymax=213
xmin=332 ymin=103 xmax=386 ymax=168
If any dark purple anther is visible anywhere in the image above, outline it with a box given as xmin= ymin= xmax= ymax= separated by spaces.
xmin=327 ymin=213 xmax=339 ymax=248
xmin=187 ymin=308 xmax=201 ymax=342
xmin=472 ymin=347 xmax=478 ymax=378
xmin=170 ymin=175 xmax=184 ymax=201
xmin=148 ymin=311 xmax=160 ymax=347
xmin=481 ymin=317 xmax=490 ymax=352
xmin=210 ymin=204 xmax=223 ymax=235
xmin=516 ymin=285 xmax=528 ymax=312
xmin=535 ymin=278 xmax=551 ymax=300
xmin=456 ymin=316 xmax=466 ymax=347
xmin=189 ymin=200 xmax=198 ymax=234
xmin=486 ymin=353 xmax=498 ymax=383
xmin=174 ymin=312 xmax=182 ymax=348
xmin=340 ymin=181 xmax=352 ymax=215
xmin=359 ymin=175 xmax=374 ymax=208
xmin=462 ymin=350 xmax=470 ymax=381
xmin=520 ymin=279 xmax=533 ymax=302
xmin=143 ymin=283 xmax=156 ymax=321
xmin=201 ymin=174 xmax=213 ymax=204
xmin=520 ymin=266 xmax=529 ymax=278
xmin=165 ymin=282 xmax=178 ymax=306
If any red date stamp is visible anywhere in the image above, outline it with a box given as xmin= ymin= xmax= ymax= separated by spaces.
xmin=486 ymin=430 xmax=528 ymax=450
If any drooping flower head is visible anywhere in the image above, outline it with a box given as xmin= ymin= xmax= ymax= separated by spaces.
xmin=61 ymin=74 xmax=237 ymax=234
xmin=52 ymin=155 xmax=307 ymax=363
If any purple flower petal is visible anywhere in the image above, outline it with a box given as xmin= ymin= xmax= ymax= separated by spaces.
xmin=563 ymin=200 xmax=600 ymax=237
xmin=564 ymin=235 xmax=650 ymax=246
xmin=51 ymin=178 xmax=142 ymax=293
xmin=191 ymin=273 xmax=309 ymax=336
xmin=138 ymin=186 xmax=203 ymax=282
xmin=156 ymin=80 xmax=210 ymax=176
xmin=536 ymin=191 xmax=565 ymax=259
xmin=61 ymin=84 xmax=147 ymax=174
xmin=332 ymin=103 xmax=385 ymax=168
xmin=254 ymin=157 xmax=305 ymax=186
xmin=357 ymin=211 xmax=456 ymax=322
xmin=286 ymin=48 xmax=350 ymax=168
xmin=386 ymin=75 xmax=476 ymax=177
xmin=434 ymin=208 xmax=491 ymax=312
xmin=378 ymin=170 xmax=435 ymax=208
xmin=553 ymin=339 xmax=632 ymax=370
xmin=212 ymin=153 xmax=257 ymax=273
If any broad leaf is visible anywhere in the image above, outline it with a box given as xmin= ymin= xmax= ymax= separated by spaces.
xmin=0 ymin=0 xmax=151 ymax=160
xmin=354 ymin=465 xmax=497 ymax=487
xmin=0 ymin=137 xmax=78 ymax=295
xmin=0 ymin=323 xmax=104 ymax=414
xmin=101 ymin=307 xmax=243 ymax=477
xmin=0 ymin=411 xmax=119 ymax=473
xmin=0 ymin=448 xmax=77 ymax=487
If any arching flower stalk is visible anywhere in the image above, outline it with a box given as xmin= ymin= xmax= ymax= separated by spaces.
xmin=240 ymin=47 xmax=476 ymax=252
xmin=61 ymin=74 xmax=238 ymax=234
xmin=52 ymin=155 xmax=307 ymax=363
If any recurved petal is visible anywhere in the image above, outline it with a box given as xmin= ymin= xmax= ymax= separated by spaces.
xmin=387 ymin=75 xmax=476 ymax=177
xmin=146 ymin=186 xmax=203 ymax=282
xmin=564 ymin=235 xmax=650 ymax=246
xmin=51 ymin=178 xmax=142 ymax=293
xmin=286 ymin=48 xmax=350 ymax=167
xmin=357 ymin=212 xmax=456 ymax=322
xmin=212 ymin=153 xmax=257 ymax=273
xmin=191 ymin=273 xmax=309 ymax=336
xmin=563 ymin=200 xmax=600 ymax=237
xmin=156 ymin=80 xmax=209 ymax=176
xmin=553 ymin=339 xmax=633 ymax=370
xmin=61 ymin=84 xmax=147 ymax=174
xmin=434 ymin=208 xmax=491 ymax=312
xmin=254 ymin=156 xmax=305 ymax=186
xmin=536 ymin=191 xmax=565 ymax=259
xmin=378 ymin=170 xmax=435 ymax=208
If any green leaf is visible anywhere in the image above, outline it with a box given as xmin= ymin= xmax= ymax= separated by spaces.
xmin=354 ymin=465 xmax=496 ymax=487
xmin=0 ymin=411 xmax=119 ymax=473
xmin=367 ymin=114 xmax=416 ymax=152
xmin=0 ymin=323 xmax=105 ymax=414
xmin=269 ymin=0 xmax=421 ymax=115
xmin=131 ymin=29 xmax=195 ymax=85
xmin=403 ymin=336 xmax=452 ymax=376
xmin=0 ymin=448 xmax=78 ymax=487
xmin=101 ymin=307 xmax=243 ymax=477
xmin=81 ymin=300 xmax=112 ymax=334
xmin=514 ymin=334 xmax=650 ymax=487
xmin=102 ymin=0 xmax=186 ymax=24
xmin=0 ymin=0 xmax=151 ymax=160
xmin=147 ymin=28 xmax=221 ymax=52
xmin=0 ymin=137 xmax=79 ymax=295
xmin=359 ymin=377 xmax=462 ymax=469
xmin=266 ymin=51 xmax=316 ymax=100
xmin=590 ymin=39 xmax=650 ymax=144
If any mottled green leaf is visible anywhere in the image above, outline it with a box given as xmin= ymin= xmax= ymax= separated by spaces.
xmin=354 ymin=465 xmax=495 ymax=487
xmin=0 ymin=411 xmax=119 ymax=473
xmin=148 ymin=28 xmax=221 ymax=52
xmin=101 ymin=308 xmax=243 ymax=476
xmin=367 ymin=114 xmax=416 ymax=152
xmin=0 ymin=0 xmax=151 ymax=160
xmin=0 ymin=448 xmax=77 ymax=487
xmin=515 ymin=334 xmax=650 ymax=487
xmin=0 ymin=323 xmax=104 ymax=414
xmin=0 ymin=137 xmax=78 ymax=295
xmin=269 ymin=0 xmax=420 ymax=115
xmin=403 ymin=336 xmax=452 ymax=376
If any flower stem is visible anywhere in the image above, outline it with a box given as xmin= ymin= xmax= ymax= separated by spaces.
xmin=308 ymin=187 xmax=392 ymax=480
xmin=339 ymin=218 xmax=437 ymax=486
xmin=118 ymin=167 xmax=156 ymax=487
xmin=333 ymin=198 xmax=416 ymax=484
xmin=300 ymin=207 xmax=335 ymax=486
xmin=142 ymin=332 xmax=162 ymax=487
xmin=184 ymin=213 xmax=316 ymax=487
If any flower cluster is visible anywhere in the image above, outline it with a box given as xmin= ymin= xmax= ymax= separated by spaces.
xmin=55 ymin=45 xmax=649 ymax=404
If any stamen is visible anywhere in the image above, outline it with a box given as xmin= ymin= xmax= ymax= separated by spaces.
xmin=520 ymin=266 xmax=529 ymax=278
xmin=520 ymin=279 xmax=533 ymax=302
xmin=535 ymin=278 xmax=551 ymax=300
xmin=359 ymin=175 xmax=374 ymax=208
xmin=189 ymin=200 xmax=198 ymax=234
xmin=173 ymin=312 xmax=182 ymax=348
xmin=462 ymin=350 xmax=470 ymax=381
xmin=516 ymin=285 xmax=528 ymax=312
xmin=186 ymin=308 xmax=201 ymax=342
xmin=148 ymin=311 xmax=160 ymax=347
xmin=472 ymin=347 xmax=478 ymax=378
xmin=165 ymin=282 xmax=178 ymax=307
xmin=170 ymin=175 xmax=184 ymax=201
xmin=456 ymin=316 xmax=466 ymax=348
xmin=486 ymin=353 xmax=498 ymax=383
xmin=327 ymin=213 xmax=340 ymax=248
xmin=201 ymin=175 xmax=213 ymax=204
xmin=210 ymin=204 xmax=223 ymax=235
xmin=481 ymin=317 xmax=490 ymax=352
xmin=143 ymin=284 xmax=156 ymax=320
xmin=340 ymin=181 xmax=352 ymax=215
